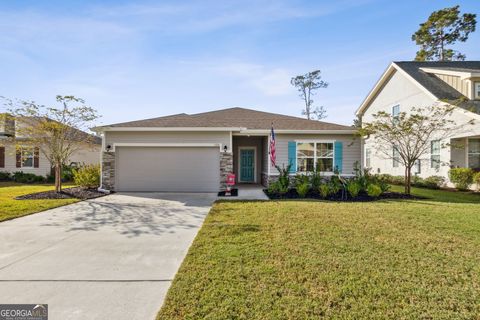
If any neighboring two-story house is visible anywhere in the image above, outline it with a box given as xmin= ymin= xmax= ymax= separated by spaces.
xmin=0 ymin=114 xmax=101 ymax=177
xmin=356 ymin=61 xmax=480 ymax=186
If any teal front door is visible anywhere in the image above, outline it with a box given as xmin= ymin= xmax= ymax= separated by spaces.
xmin=240 ymin=149 xmax=255 ymax=182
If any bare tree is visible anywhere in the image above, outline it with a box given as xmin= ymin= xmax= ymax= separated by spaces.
xmin=290 ymin=70 xmax=328 ymax=120
xmin=359 ymin=104 xmax=474 ymax=194
xmin=4 ymin=95 xmax=100 ymax=192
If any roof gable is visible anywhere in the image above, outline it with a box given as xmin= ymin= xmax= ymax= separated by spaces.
xmin=357 ymin=61 xmax=480 ymax=116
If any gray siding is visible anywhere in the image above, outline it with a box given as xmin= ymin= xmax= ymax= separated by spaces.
xmin=273 ymin=134 xmax=361 ymax=175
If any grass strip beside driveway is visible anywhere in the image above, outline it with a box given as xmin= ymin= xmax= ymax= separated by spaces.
xmin=0 ymin=182 xmax=78 ymax=222
xmin=158 ymin=187 xmax=480 ymax=319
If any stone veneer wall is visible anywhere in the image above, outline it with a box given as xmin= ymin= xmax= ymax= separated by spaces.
xmin=220 ymin=152 xmax=233 ymax=191
xmin=101 ymin=152 xmax=115 ymax=191
xmin=261 ymin=172 xmax=277 ymax=187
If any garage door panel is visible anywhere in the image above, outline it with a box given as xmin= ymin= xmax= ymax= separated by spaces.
xmin=116 ymin=147 xmax=220 ymax=192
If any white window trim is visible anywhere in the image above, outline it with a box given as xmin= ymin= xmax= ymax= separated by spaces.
xmin=365 ymin=148 xmax=371 ymax=168
xmin=467 ymin=138 xmax=480 ymax=169
xmin=474 ymin=82 xmax=480 ymax=99
xmin=295 ymin=140 xmax=335 ymax=173
xmin=20 ymin=146 xmax=34 ymax=169
xmin=430 ymin=140 xmax=441 ymax=169
xmin=238 ymin=146 xmax=257 ymax=183
xmin=392 ymin=104 xmax=400 ymax=116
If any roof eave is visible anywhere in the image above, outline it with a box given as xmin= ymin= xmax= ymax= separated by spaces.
xmin=355 ymin=62 xmax=396 ymax=117
xmin=356 ymin=62 xmax=439 ymax=117
xmin=92 ymin=126 xmax=247 ymax=132
xmin=240 ymin=129 xmax=356 ymax=134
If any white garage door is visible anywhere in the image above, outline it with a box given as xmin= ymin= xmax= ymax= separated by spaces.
xmin=115 ymin=147 xmax=220 ymax=192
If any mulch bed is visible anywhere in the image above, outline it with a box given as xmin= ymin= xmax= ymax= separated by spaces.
xmin=264 ymin=189 xmax=424 ymax=202
xmin=218 ymin=188 xmax=239 ymax=197
xmin=16 ymin=187 xmax=108 ymax=200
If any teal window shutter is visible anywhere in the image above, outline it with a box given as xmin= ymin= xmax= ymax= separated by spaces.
xmin=334 ymin=141 xmax=343 ymax=173
xmin=287 ymin=141 xmax=296 ymax=173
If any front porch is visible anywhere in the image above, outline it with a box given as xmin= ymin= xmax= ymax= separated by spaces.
xmin=231 ymin=135 xmax=269 ymax=186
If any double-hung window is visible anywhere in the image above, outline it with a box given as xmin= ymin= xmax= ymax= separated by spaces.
xmin=475 ymin=82 xmax=480 ymax=99
xmin=392 ymin=145 xmax=400 ymax=168
xmin=296 ymin=142 xmax=334 ymax=172
xmin=430 ymin=140 xmax=441 ymax=169
xmin=414 ymin=159 xmax=421 ymax=174
xmin=392 ymin=104 xmax=400 ymax=123
xmin=468 ymin=138 xmax=480 ymax=169
xmin=21 ymin=147 xmax=34 ymax=168
xmin=365 ymin=148 xmax=371 ymax=168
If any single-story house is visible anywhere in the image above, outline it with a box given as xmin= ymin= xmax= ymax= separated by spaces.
xmin=94 ymin=107 xmax=360 ymax=192
xmin=0 ymin=114 xmax=101 ymax=177
xmin=356 ymin=61 xmax=480 ymax=185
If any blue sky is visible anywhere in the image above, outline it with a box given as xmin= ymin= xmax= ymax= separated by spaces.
xmin=0 ymin=0 xmax=478 ymax=127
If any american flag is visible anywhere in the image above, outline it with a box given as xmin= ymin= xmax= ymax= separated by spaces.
xmin=270 ymin=124 xmax=276 ymax=166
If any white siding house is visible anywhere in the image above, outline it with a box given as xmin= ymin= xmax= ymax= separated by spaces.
xmin=357 ymin=61 xmax=480 ymax=187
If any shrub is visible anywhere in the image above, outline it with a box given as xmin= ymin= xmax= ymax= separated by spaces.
xmin=73 ymin=164 xmax=100 ymax=189
xmin=0 ymin=171 xmax=11 ymax=181
xmin=275 ymin=164 xmax=292 ymax=190
xmin=11 ymin=171 xmax=46 ymax=183
xmin=62 ymin=165 xmax=76 ymax=182
xmin=448 ymin=168 xmax=474 ymax=190
xmin=296 ymin=181 xmax=309 ymax=198
xmin=473 ymin=172 xmax=480 ymax=191
xmin=267 ymin=181 xmax=280 ymax=193
xmin=391 ymin=176 xmax=405 ymax=185
xmin=423 ymin=176 xmax=445 ymax=189
xmin=367 ymin=184 xmax=382 ymax=197
xmin=318 ymin=184 xmax=330 ymax=198
xmin=329 ymin=177 xmax=342 ymax=195
xmin=346 ymin=181 xmax=361 ymax=198
xmin=309 ymin=170 xmax=322 ymax=190
xmin=294 ymin=174 xmax=309 ymax=186
xmin=411 ymin=175 xmax=425 ymax=188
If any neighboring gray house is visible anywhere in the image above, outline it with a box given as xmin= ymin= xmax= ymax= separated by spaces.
xmin=94 ymin=107 xmax=360 ymax=192
xmin=356 ymin=61 xmax=480 ymax=185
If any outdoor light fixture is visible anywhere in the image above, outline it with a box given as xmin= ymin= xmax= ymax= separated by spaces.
xmin=223 ymin=145 xmax=228 ymax=152
xmin=106 ymin=144 xmax=112 ymax=152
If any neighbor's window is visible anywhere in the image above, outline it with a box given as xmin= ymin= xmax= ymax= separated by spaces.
xmin=414 ymin=159 xmax=421 ymax=174
xmin=392 ymin=104 xmax=400 ymax=122
xmin=21 ymin=147 xmax=34 ymax=168
xmin=431 ymin=140 xmax=441 ymax=169
xmin=475 ymin=82 xmax=480 ymax=99
xmin=297 ymin=142 xmax=334 ymax=172
xmin=365 ymin=148 xmax=371 ymax=168
xmin=468 ymin=138 xmax=480 ymax=169
xmin=393 ymin=145 xmax=400 ymax=168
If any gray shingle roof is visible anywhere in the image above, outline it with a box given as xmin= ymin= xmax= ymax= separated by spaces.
xmin=102 ymin=107 xmax=354 ymax=131
xmin=394 ymin=61 xmax=480 ymax=114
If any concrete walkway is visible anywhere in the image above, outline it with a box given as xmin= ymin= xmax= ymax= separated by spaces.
xmin=218 ymin=184 xmax=269 ymax=200
xmin=0 ymin=193 xmax=216 ymax=320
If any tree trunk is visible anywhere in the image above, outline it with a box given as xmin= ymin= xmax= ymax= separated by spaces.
xmin=55 ymin=163 xmax=62 ymax=193
xmin=404 ymin=166 xmax=411 ymax=195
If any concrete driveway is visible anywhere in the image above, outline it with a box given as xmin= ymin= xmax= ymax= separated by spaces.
xmin=0 ymin=192 xmax=216 ymax=320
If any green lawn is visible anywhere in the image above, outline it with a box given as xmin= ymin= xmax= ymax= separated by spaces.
xmin=158 ymin=187 xmax=480 ymax=319
xmin=0 ymin=182 xmax=78 ymax=222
